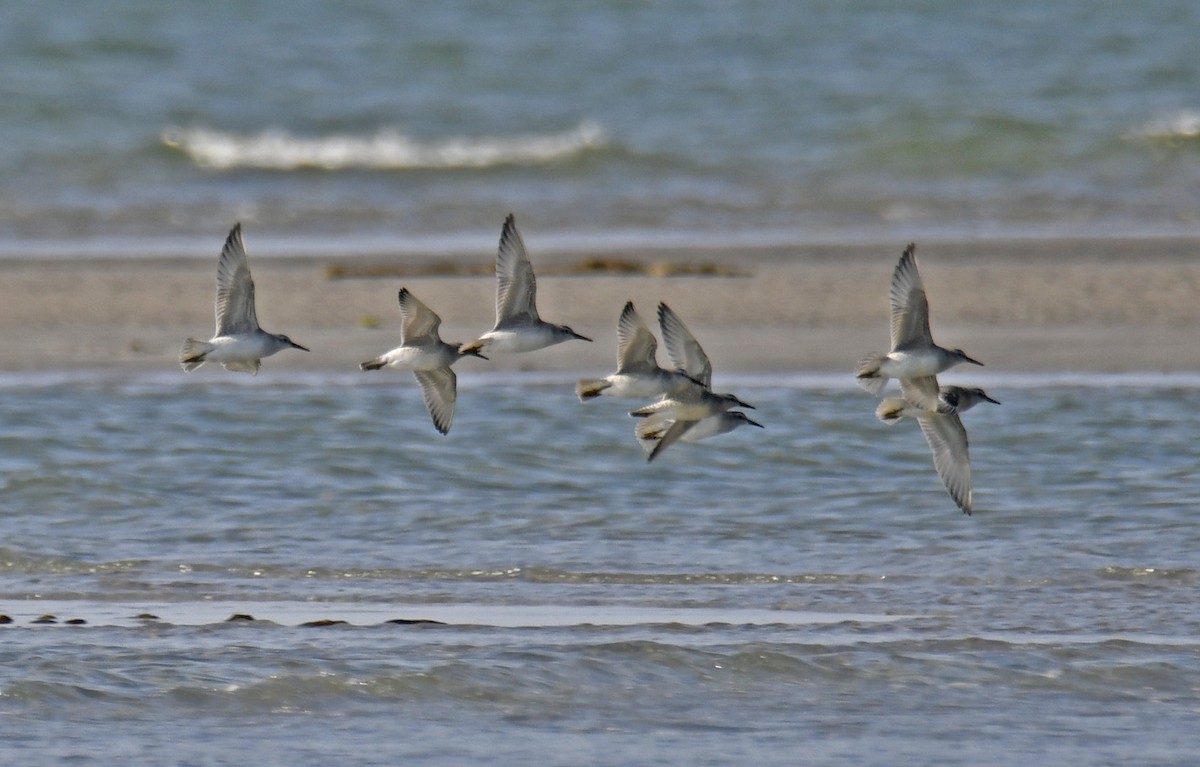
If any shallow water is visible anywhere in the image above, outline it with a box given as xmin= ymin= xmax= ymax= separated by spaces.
xmin=2 ymin=1 xmax=1200 ymax=252
xmin=1 ymin=373 xmax=1198 ymax=765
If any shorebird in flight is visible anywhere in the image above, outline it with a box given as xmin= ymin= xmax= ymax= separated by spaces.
xmin=460 ymin=214 xmax=591 ymax=357
xmin=856 ymin=244 xmax=981 ymax=409
xmin=576 ymin=301 xmax=694 ymax=402
xmin=635 ymin=409 xmax=763 ymax=453
xmin=876 ymin=377 xmax=1000 ymax=514
xmin=361 ymin=288 xmax=487 ymax=435
xmin=180 ymin=223 xmax=308 ymax=374
xmin=629 ymin=303 xmax=755 ymax=462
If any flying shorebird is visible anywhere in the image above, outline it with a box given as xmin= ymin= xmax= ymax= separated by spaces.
xmin=875 ymin=376 xmax=1000 ymax=515
xmin=360 ymin=288 xmax=487 ymax=435
xmin=459 ymin=214 xmax=592 ymax=357
xmin=635 ymin=409 xmax=763 ymax=453
xmin=179 ymin=223 xmax=309 ymax=374
xmin=856 ymin=244 xmax=981 ymax=408
xmin=576 ymin=301 xmax=694 ymax=402
xmin=629 ymin=303 xmax=754 ymax=462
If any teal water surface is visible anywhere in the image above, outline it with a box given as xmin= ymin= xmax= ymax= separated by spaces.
xmin=1 ymin=1 xmax=1198 ymax=252
xmin=1 ymin=374 xmax=1199 ymax=765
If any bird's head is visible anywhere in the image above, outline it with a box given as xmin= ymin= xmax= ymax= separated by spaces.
xmin=720 ymin=392 xmax=754 ymax=410
xmin=941 ymin=386 xmax=1000 ymax=413
xmin=729 ymin=411 xmax=764 ymax=428
xmin=559 ymin=324 xmax=592 ymax=342
xmin=953 ymin=348 xmax=983 ymax=366
xmin=276 ymin=334 xmax=309 ymax=352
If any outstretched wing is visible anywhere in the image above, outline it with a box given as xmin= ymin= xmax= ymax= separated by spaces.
xmin=398 ymin=288 xmax=443 ymax=345
xmin=494 ymin=214 xmax=538 ymax=326
xmin=916 ymin=411 xmax=972 ymax=514
xmin=214 ymin=223 xmax=259 ymax=336
xmin=413 ymin=368 xmax=457 ymax=435
xmin=646 ymin=418 xmax=699 ymax=462
xmin=615 ymin=301 xmax=660 ymax=373
xmin=889 ymin=244 xmax=931 ymax=350
xmin=657 ymin=303 xmax=711 ymax=388
xmin=899 ymin=375 xmax=947 ymax=414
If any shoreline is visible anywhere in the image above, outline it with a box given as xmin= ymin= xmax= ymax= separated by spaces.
xmin=2 ymin=235 xmax=1198 ymax=375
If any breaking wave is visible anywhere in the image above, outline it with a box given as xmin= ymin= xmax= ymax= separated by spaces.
xmin=1130 ymin=109 xmax=1200 ymax=139
xmin=161 ymin=121 xmax=605 ymax=170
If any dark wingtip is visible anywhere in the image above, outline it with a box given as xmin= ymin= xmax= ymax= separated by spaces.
xmin=500 ymin=213 xmax=519 ymax=243
xmin=222 ymin=222 xmax=245 ymax=253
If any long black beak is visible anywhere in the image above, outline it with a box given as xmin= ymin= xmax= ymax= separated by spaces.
xmin=290 ymin=340 xmax=310 ymax=352
xmin=963 ymin=353 xmax=984 ymax=366
xmin=570 ymin=329 xmax=593 ymax=342
xmin=983 ymin=393 xmax=1001 ymax=405
xmin=746 ymin=417 xmax=764 ymax=428
xmin=733 ymin=396 xmax=755 ymax=410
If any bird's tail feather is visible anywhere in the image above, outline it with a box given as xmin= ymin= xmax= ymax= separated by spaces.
xmin=855 ymin=352 xmax=889 ymax=395
xmin=634 ymin=417 xmax=669 ymax=453
xmin=179 ymin=338 xmax=213 ymax=372
xmin=875 ymin=398 xmax=907 ymax=424
xmin=575 ymin=378 xmax=610 ymax=402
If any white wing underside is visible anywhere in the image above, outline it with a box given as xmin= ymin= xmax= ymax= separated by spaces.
xmin=899 ymin=375 xmax=946 ymax=414
xmin=616 ymin=302 xmax=660 ymax=374
xmin=398 ymin=289 xmax=443 ymax=345
xmin=889 ymin=244 xmax=931 ymax=350
xmin=657 ymin=303 xmax=712 ymax=388
xmin=916 ymin=411 xmax=972 ymax=514
xmin=494 ymin=214 xmax=539 ymax=327
xmin=413 ymin=368 xmax=457 ymax=435
xmin=214 ymin=224 xmax=260 ymax=337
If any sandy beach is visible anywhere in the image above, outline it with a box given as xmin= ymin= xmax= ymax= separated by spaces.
xmin=2 ymin=235 xmax=1198 ymax=376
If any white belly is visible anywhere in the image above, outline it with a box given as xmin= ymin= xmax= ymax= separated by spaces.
xmin=881 ymin=350 xmax=943 ymax=379
xmin=205 ymin=334 xmax=275 ymax=363
xmin=481 ymin=328 xmax=558 ymax=354
xmin=605 ymin=372 xmax=674 ymax=399
xmin=381 ymin=345 xmax=453 ymax=372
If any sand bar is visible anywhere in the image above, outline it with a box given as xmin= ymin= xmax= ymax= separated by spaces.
xmin=1 ymin=236 xmax=1198 ymax=375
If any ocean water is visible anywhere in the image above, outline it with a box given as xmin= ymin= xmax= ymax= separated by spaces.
xmin=2 ymin=373 xmax=1200 ymax=765
xmin=3 ymin=2 xmax=1200 ymax=763
xmin=1 ymin=0 xmax=1199 ymax=255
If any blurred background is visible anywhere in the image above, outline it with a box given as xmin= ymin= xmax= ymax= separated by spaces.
xmin=1 ymin=0 xmax=1198 ymax=255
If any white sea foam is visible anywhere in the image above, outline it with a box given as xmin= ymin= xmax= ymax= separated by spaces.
xmin=161 ymin=121 xmax=605 ymax=170
xmin=1131 ymin=110 xmax=1200 ymax=139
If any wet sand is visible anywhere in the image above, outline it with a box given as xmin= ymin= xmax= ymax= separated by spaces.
xmin=1 ymin=235 xmax=1197 ymax=375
